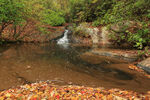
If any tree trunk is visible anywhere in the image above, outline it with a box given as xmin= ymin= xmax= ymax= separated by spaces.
xmin=13 ymin=25 xmax=17 ymax=39
xmin=0 ymin=22 xmax=11 ymax=39
xmin=0 ymin=24 xmax=5 ymax=38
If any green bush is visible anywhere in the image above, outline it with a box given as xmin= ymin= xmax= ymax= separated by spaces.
xmin=0 ymin=0 xmax=26 ymax=35
xmin=109 ymin=22 xmax=150 ymax=49
xmin=100 ymin=1 xmax=133 ymax=24
xmin=129 ymin=27 xmax=150 ymax=49
xmin=92 ymin=19 xmax=101 ymax=26
xmin=42 ymin=10 xmax=65 ymax=26
xmin=73 ymin=22 xmax=91 ymax=37
xmin=100 ymin=0 xmax=150 ymax=24
xmin=138 ymin=46 xmax=150 ymax=59
xmin=69 ymin=0 xmax=114 ymax=23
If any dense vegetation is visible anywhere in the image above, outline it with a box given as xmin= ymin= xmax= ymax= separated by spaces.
xmin=0 ymin=0 xmax=149 ymax=49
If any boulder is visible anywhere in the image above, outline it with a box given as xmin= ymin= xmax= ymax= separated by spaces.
xmin=100 ymin=27 xmax=111 ymax=44
xmin=87 ymin=28 xmax=100 ymax=44
xmin=91 ymin=49 xmax=139 ymax=62
xmin=137 ymin=57 xmax=150 ymax=73
xmin=74 ymin=23 xmax=101 ymax=44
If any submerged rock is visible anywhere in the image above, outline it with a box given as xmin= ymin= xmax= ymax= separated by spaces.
xmin=91 ymin=49 xmax=139 ymax=62
xmin=138 ymin=57 xmax=150 ymax=73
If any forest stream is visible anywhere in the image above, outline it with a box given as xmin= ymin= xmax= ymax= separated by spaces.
xmin=0 ymin=43 xmax=150 ymax=93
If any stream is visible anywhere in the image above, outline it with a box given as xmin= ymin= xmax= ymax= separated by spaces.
xmin=0 ymin=43 xmax=150 ymax=93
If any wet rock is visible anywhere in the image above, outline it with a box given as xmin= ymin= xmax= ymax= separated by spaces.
xmin=74 ymin=23 xmax=101 ymax=44
xmin=17 ymin=78 xmax=22 ymax=82
xmin=137 ymin=57 xmax=150 ymax=73
xmin=100 ymin=27 xmax=111 ymax=45
xmin=87 ymin=28 xmax=100 ymax=44
xmin=80 ymin=52 xmax=126 ymax=65
xmin=26 ymin=65 xmax=31 ymax=69
xmin=68 ymin=82 xmax=73 ymax=85
xmin=91 ymin=49 xmax=139 ymax=62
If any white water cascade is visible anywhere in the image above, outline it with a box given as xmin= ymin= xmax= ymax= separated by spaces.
xmin=57 ymin=30 xmax=69 ymax=48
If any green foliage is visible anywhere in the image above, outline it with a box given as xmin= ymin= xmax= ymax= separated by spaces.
xmin=0 ymin=0 xmax=25 ymax=24
xmin=131 ymin=28 xmax=150 ymax=49
xmin=0 ymin=0 xmax=26 ymax=36
xmin=73 ymin=22 xmax=91 ymax=37
xmin=38 ymin=27 xmax=49 ymax=34
xmin=101 ymin=0 xmax=150 ymax=24
xmin=1 ymin=0 xmax=149 ymax=27
xmin=69 ymin=0 xmax=87 ymax=22
xmin=69 ymin=0 xmax=150 ymax=49
xmin=21 ymin=0 xmax=67 ymax=26
xmin=42 ymin=10 xmax=65 ymax=26
xmin=92 ymin=19 xmax=101 ymax=26
xmin=101 ymin=1 xmax=131 ymax=24
xmin=69 ymin=0 xmax=115 ymax=23
xmin=109 ymin=22 xmax=150 ymax=49
xmin=0 ymin=0 xmax=149 ymax=47
xmin=138 ymin=47 xmax=150 ymax=59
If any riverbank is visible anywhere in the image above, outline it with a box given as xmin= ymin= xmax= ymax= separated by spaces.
xmin=0 ymin=21 xmax=67 ymax=43
xmin=0 ymin=81 xmax=150 ymax=99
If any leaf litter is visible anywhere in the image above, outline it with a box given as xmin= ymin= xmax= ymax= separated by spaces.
xmin=0 ymin=81 xmax=150 ymax=100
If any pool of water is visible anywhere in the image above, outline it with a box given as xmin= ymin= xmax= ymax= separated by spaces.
xmin=0 ymin=43 xmax=150 ymax=93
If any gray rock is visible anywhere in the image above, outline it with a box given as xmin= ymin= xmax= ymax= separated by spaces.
xmin=101 ymin=27 xmax=111 ymax=44
xmin=75 ymin=23 xmax=101 ymax=44
xmin=91 ymin=49 xmax=138 ymax=62
xmin=137 ymin=57 xmax=150 ymax=73
xmin=87 ymin=28 xmax=100 ymax=44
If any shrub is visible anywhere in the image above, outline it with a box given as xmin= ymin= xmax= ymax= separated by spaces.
xmin=109 ymin=22 xmax=150 ymax=49
xmin=129 ymin=27 xmax=150 ymax=49
xmin=0 ymin=0 xmax=26 ymax=36
xmin=42 ymin=10 xmax=65 ymax=26
xmin=92 ymin=19 xmax=101 ymax=26
xmin=73 ymin=22 xmax=91 ymax=37
xmin=138 ymin=46 xmax=150 ymax=59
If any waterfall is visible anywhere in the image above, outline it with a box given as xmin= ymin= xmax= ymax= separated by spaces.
xmin=57 ymin=30 xmax=69 ymax=48
xmin=57 ymin=30 xmax=69 ymax=44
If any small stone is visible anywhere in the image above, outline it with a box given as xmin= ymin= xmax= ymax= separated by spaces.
xmin=26 ymin=65 xmax=31 ymax=69
xmin=68 ymin=82 xmax=73 ymax=85
xmin=18 ymin=78 xmax=22 ymax=81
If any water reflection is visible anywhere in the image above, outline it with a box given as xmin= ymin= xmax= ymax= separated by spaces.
xmin=58 ymin=43 xmax=70 ymax=49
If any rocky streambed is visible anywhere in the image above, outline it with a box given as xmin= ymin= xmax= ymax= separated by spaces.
xmin=89 ymin=48 xmax=150 ymax=74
